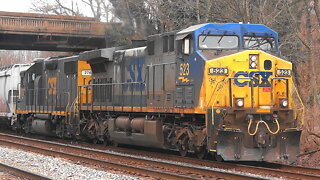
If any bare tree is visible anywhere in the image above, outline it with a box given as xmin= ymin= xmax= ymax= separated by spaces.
xmin=31 ymin=0 xmax=113 ymax=21
xmin=31 ymin=0 xmax=83 ymax=16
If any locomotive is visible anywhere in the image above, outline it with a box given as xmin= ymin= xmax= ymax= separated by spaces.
xmin=9 ymin=23 xmax=305 ymax=162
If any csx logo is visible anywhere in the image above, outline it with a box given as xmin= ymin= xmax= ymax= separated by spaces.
xmin=234 ymin=71 xmax=272 ymax=87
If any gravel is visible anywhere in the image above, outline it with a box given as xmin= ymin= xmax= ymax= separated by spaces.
xmin=0 ymin=146 xmax=139 ymax=180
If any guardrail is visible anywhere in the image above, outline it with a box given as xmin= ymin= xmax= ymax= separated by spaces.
xmin=0 ymin=11 xmax=106 ymax=37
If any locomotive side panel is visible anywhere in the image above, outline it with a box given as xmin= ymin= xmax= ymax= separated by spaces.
xmin=82 ymin=47 xmax=149 ymax=109
xmin=146 ymin=33 xmax=177 ymax=108
xmin=119 ymin=47 xmax=147 ymax=107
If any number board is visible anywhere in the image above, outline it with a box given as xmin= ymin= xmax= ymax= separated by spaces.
xmin=276 ymin=69 xmax=291 ymax=77
xmin=180 ymin=63 xmax=190 ymax=76
xmin=81 ymin=70 xmax=92 ymax=76
xmin=208 ymin=67 xmax=228 ymax=75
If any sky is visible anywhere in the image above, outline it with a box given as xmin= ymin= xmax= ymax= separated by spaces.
xmin=0 ymin=0 xmax=33 ymax=13
xmin=0 ymin=0 xmax=94 ymax=17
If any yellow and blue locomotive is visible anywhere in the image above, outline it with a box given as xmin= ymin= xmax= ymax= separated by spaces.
xmin=15 ymin=23 xmax=303 ymax=162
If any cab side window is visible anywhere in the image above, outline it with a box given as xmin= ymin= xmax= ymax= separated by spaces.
xmin=163 ymin=35 xmax=175 ymax=53
xmin=181 ymin=36 xmax=193 ymax=55
xmin=147 ymin=40 xmax=155 ymax=55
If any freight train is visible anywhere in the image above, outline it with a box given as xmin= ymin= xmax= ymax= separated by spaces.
xmin=0 ymin=23 xmax=304 ymax=162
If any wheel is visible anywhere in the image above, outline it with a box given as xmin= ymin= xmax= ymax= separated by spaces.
xmin=215 ymin=153 xmax=224 ymax=162
xmin=178 ymin=144 xmax=188 ymax=157
xmin=112 ymin=141 xmax=119 ymax=147
xmin=195 ymin=147 xmax=207 ymax=159
xmin=93 ymin=138 xmax=99 ymax=144
xmin=102 ymin=139 xmax=108 ymax=146
xmin=103 ymin=131 xmax=110 ymax=146
xmin=210 ymin=152 xmax=223 ymax=161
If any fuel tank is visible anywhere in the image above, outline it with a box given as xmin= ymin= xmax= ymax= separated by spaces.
xmin=115 ymin=116 xmax=131 ymax=131
xmin=31 ymin=119 xmax=52 ymax=135
xmin=131 ymin=117 xmax=145 ymax=133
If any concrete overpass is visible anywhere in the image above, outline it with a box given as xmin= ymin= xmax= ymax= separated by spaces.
xmin=0 ymin=11 xmax=108 ymax=52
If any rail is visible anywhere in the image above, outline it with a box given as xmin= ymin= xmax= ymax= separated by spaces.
xmin=0 ymin=162 xmax=50 ymax=180
xmin=0 ymin=133 xmax=261 ymax=180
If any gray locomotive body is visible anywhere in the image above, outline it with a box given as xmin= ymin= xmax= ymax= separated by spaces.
xmin=78 ymin=30 xmax=207 ymax=155
xmin=16 ymin=56 xmax=79 ymax=136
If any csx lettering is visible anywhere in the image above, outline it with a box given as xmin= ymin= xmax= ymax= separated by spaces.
xmin=234 ymin=71 xmax=272 ymax=87
xmin=180 ymin=63 xmax=189 ymax=76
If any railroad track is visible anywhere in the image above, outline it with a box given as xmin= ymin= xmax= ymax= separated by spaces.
xmin=114 ymin=147 xmax=320 ymax=180
xmin=0 ymin=161 xmax=50 ymax=180
xmin=197 ymin=160 xmax=320 ymax=180
xmin=0 ymin=133 xmax=263 ymax=180
xmin=75 ymin=140 xmax=320 ymax=180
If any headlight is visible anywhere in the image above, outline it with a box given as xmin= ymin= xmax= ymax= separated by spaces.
xmin=235 ymin=98 xmax=244 ymax=107
xmin=249 ymin=54 xmax=258 ymax=69
xmin=276 ymin=69 xmax=291 ymax=77
xmin=280 ymin=98 xmax=288 ymax=108
xmin=208 ymin=67 xmax=228 ymax=75
xmin=250 ymin=62 xmax=257 ymax=68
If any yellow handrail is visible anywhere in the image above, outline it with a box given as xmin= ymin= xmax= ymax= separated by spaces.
xmin=206 ymin=78 xmax=228 ymax=107
xmin=209 ymin=78 xmax=228 ymax=125
xmin=206 ymin=76 xmax=304 ymax=130
xmin=289 ymin=79 xmax=305 ymax=126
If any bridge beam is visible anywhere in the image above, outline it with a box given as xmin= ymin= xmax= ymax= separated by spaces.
xmin=0 ymin=11 xmax=108 ymax=52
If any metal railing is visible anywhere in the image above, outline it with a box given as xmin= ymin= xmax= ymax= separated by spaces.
xmin=0 ymin=11 xmax=105 ymax=36
xmin=22 ymin=88 xmax=71 ymax=112
xmin=208 ymin=76 xmax=304 ymax=126
xmin=78 ymin=82 xmax=146 ymax=112
xmin=207 ymin=77 xmax=255 ymax=108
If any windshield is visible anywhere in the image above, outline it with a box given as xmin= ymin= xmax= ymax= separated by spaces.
xmin=244 ymin=36 xmax=276 ymax=51
xmin=199 ymin=35 xmax=239 ymax=49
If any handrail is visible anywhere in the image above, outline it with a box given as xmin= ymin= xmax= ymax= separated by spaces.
xmin=79 ymin=81 xmax=146 ymax=110
xmin=208 ymin=77 xmax=255 ymax=108
xmin=207 ymin=76 xmax=304 ymax=128
xmin=80 ymin=81 xmax=146 ymax=87
xmin=289 ymin=79 xmax=305 ymax=126
xmin=210 ymin=78 xmax=228 ymax=125
xmin=227 ymin=77 xmax=255 ymax=108
xmin=206 ymin=78 xmax=227 ymax=107
xmin=270 ymin=77 xmax=289 ymax=106
xmin=22 ymin=88 xmax=68 ymax=112
xmin=209 ymin=77 xmax=256 ymax=125
xmin=271 ymin=77 xmax=304 ymax=126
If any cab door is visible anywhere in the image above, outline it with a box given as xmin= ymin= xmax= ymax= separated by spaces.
xmin=78 ymin=60 xmax=92 ymax=105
